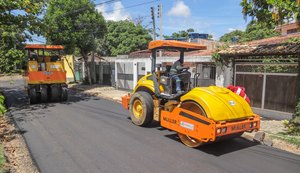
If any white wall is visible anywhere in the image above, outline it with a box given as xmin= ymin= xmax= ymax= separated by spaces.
xmin=115 ymin=55 xmax=215 ymax=89
xmin=215 ymin=64 xmax=233 ymax=87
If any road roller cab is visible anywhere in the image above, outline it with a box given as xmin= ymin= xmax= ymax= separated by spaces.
xmin=25 ymin=44 xmax=68 ymax=104
xmin=122 ymin=40 xmax=260 ymax=148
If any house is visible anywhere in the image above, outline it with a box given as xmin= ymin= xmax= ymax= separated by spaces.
xmin=114 ymin=39 xmax=222 ymax=90
xmin=275 ymin=22 xmax=300 ymax=35
xmin=217 ymin=33 xmax=300 ymax=119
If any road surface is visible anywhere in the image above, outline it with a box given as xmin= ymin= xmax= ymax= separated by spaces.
xmin=2 ymin=79 xmax=300 ymax=173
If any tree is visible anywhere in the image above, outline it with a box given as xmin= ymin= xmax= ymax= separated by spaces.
xmin=171 ymin=30 xmax=188 ymax=38
xmin=0 ymin=0 xmax=46 ymax=73
xmin=219 ymin=21 xmax=280 ymax=43
xmin=208 ymin=34 xmax=213 ymax=40
xmin=219 ymin=30 xmax=244 ymax=42
xmin=241 ymin=0 xmax=300 ymax=25
xmin=187 ymin=28 xmax=195 ymax=33
xmin=44 ymin=0 xmax=106 ymax=84
xmin=240 ymin=0 xmax=300 ymax=126
xmin=240 ymin=20 xmax=280 ymax=42
xmin=98 ymin=20 xmax=151 ymax=56
xmin=163 ymin=28 xmax=196 ymax=39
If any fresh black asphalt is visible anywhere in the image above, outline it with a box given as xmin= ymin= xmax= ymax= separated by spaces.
xmin=3 ymin=82 xmax=300 ymax=173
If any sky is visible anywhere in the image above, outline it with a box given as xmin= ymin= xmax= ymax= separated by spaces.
xmin=29 ymin=0 xmax=250 ymax=43
xmin=95 ymin=0 xmax=249 ymax=39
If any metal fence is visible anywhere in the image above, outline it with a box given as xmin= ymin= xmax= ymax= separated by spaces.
xmin=74 ymin=61 xmax=115 ymax=86
xmin=235 ymin=63 xmax=298 ymax=113
xmin=116 ymin=62 xmax=134 ymax=89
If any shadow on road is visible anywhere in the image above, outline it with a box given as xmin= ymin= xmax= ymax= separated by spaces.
xmin=164 ymin=133 xmax=258 ymax=156
xmin=3 ymin=87 xmax=93 ymax=124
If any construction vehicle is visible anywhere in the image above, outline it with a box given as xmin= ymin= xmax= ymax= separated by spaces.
xmin=122 ymin=40 xmax=260 ymax=148
xmin=25 ymin=44 xmax=68 ymax=104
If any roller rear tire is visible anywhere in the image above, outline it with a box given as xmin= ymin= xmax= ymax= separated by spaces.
xmin=61 ymin=87 xmax=68 ymax=101
xmin=29 ymin=88 xmax=37 ymax=104
xmin=40 ymin=85 xmax=48 ymax=102
xmin=50 ymin=85 xmax=60 ymax=102
xmin=177 ymin=101 xmax=207 ymax=148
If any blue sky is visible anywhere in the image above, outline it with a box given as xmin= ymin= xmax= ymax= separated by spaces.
xmin=29 ymin=0 xmax=250 ymax=43
xmin=95 ymin=0 xmax=249 ymax=39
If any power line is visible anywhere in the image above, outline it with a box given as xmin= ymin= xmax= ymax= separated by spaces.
xmin=104 ymin=0 xmax=160 ymax=13
xmin=62 ymin=0 xmax=120 ymax=16
xmin=95 ymin=0 xmax=120 ymax=6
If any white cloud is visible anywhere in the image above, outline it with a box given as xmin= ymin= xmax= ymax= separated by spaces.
xmin=96 ymin=2 xmax=131 ymax=21
xmin=167 ymin=1 xmax=191 ymax=17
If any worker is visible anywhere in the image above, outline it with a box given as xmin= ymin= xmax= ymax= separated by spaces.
xmin=29 ymin=51 xmax=38 ymax=61
xmin=170 ymin=58 xmax=184 ymax=93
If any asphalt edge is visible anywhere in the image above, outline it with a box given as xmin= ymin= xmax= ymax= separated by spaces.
xmin=4 ymin=99 xmax=41 ymax=173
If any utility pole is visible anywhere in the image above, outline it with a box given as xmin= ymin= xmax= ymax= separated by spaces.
xmin=158 ymin=4 xmax=162 ymax=40
xmin=150 ymin=7 xmax=156 ymax=40
xmin=157 ymin=4 xmax=162 ymax=57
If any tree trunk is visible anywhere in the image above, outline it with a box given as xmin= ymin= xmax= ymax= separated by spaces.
xmin=91 ymin=50 xmax=95 ymax=84
xmin=64 ymin=55 xmax=77 ymax=83
xmin=82 ymin=52 xmax=92 ymax=85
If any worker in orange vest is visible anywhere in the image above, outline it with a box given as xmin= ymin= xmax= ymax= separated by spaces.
xmin=227 ymin=85 xmax=250 ymax=104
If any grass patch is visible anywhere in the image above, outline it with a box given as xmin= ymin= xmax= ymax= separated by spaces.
xmin=0 ymin=145 xmax=5 ymax=173
xmin=269 ymin=133 xmax=300 ymax=147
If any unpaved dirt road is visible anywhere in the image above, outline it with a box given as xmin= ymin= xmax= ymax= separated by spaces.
xmin=2 ymin=77 xmax=300 ymax=173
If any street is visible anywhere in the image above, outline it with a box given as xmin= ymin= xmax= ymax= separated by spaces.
xmin=3 ymin=80 xmax=300 ymax=173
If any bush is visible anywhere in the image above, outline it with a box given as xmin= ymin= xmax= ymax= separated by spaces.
xmin=0 ymin=48 xmax=25 ymax=73
xmin=283 ymin=100 xmax=300 ymax=135
xmin=0 ymin=95 xmax=6 ymax=115
xmin=0 ymin=146 xmax=4 ymax=172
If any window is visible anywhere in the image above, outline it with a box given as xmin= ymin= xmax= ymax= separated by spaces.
xmin=202 ymin=65 xmax=216 ymax=80
xmin=287 ymin=28 xmax=298 ymax=34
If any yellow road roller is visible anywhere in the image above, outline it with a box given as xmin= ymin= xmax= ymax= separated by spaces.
xmin=122 ymin=40 xmax=260 ymax=148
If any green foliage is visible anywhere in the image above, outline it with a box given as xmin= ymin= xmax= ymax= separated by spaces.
xmin=296 ymin=58 xmax=300 ymax=115
xmin=240 ymin=21 xmax=280 ymax=42
xmin=281 ymin=100 xmax=300 ymax=135
xmin=241 ymin=0 xmax=300 ymax=25
xmin=0 ymin=145 xmax=4 ymax=173
xmin=270 ymin=132 xmax=300 ymax=146
xmin=219 ymin=30 xmax=244 ymax=42
xmin=44 ymin=0 xmax=106 ymax=84
xmin=295 ymin=99 xmax=300 ymax=117
xmin=207 ymin=34 xmax=213 ymax=40
xmin=287 ymin=37 xmax=300 ymax=43
xmin=172 ymin=30 xmax=188 ymax=38
xmin=0 ymin=0 xmax=46 ymax=73
xmin=282 ymin=119 xmax=300 ymax=136
xmin=187 ymin=28 xmax=194 ymax=33
xmin=98 ymin=20 xmax=151 ymax=56
xmin=0 ymin=49 xmax=24 ymax=73
xmin=219 ymin=21 xmax=280 ymax=43
xmin=164 ymin=28 xmax=196 ymax=39
xmin=44 ymin=0 xmax=106 ymax=55
xmin=0 ymin=95 xmax=6 ymax=115
xmin=212 ymin=44 xmax=230 ymax=67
